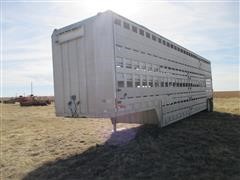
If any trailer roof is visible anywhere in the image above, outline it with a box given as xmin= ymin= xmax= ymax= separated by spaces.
xmin=52 ymin=15 xmax=97 ymax=36
xmin=52 ymin=10 xmax=210 ymax=64
xmin=108 ymin=10 xmax=210 ymax=64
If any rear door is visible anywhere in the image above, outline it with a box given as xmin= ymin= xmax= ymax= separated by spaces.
xmin=57 ymin=27 xmax=88 ymax=116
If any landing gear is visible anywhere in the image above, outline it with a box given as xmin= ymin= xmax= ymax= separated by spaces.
xmin=111 ymin=117 xmax=117 ymax=132
xmin=207 ymin=98 xmax=213 ymax=112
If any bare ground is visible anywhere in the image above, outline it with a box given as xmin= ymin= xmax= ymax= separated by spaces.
xmin=1 ymin=97 xmax=240 ymax=180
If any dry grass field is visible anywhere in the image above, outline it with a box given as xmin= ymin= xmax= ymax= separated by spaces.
xmin=1 ymin=95 xmax=240 ymax=180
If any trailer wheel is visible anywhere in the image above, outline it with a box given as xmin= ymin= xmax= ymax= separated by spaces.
xmin=207 ymin=98 xmax=213 ymax=112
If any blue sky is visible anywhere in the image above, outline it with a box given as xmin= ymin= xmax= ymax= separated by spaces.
xmin=1 ymin=0 xmax=239 ymax=97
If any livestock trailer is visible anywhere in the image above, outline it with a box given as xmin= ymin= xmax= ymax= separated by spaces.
xmin=52 ymin=10 xmax=213 ymax=131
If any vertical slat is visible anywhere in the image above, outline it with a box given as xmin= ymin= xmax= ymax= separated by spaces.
xmin=61 ymin=43 xmax=71 ymax=115
xmin=77 ymin=38 xmax=88 ymax=114
xmin=52 ymin=39 xmax=64 ymax=116
xmin=68 ymin=40 xmax=80 ymax=116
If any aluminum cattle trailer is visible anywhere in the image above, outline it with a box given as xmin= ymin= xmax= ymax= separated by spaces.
xmin=52 ymin=10 xmax=213 ymax=131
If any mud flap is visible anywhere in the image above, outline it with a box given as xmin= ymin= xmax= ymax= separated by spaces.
xmin=155 ymin=100 xmax=164 ymax=127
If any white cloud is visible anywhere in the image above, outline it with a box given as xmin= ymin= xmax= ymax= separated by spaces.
xmin=212 ymin=63 xmax=239 ymax=91
xmin=3 ymin=60 xmax=53 ymax=87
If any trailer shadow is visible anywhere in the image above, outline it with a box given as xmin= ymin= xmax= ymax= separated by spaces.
xmin=23 ymin=111 xmax=240 ymax=180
